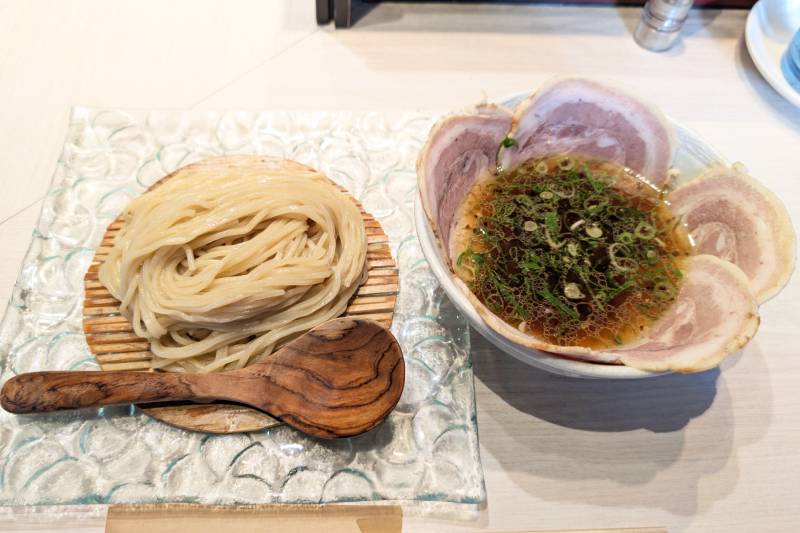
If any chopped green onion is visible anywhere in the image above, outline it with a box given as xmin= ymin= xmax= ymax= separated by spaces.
xmin=607 ymin=279 xmax=635 ymax=300
xmin=586 ymin=225 xmax=603 ymax=239
xmin=501 ymin=136 xmax=518 ymax=148
xmin=554 ymin=185 xmax=575 ymax=199
xmin=539 ymin=287 xmax=580 ymax=320
xmin=653 ymin=280 xmax=676 ymax=300
xmin=564 ymin=282 xmax=585 ymax=300
xmin=545 ymin=229 xmax=565 ymax=249
xmin=584 ymin=196 xmax=608 ymax=211
xmin=618 ymin=232 xmax=634 ymax=245
xmin=567 ymin=242 xmax=579 ymax=257
xmin=544 ymin=212 xmax=559 ymax=234
xmin=635 ymin=221 xmax=656 ymax=240
xmin=457 ymin=247 xmax=485 ymax=267
xmin=608 ymin=243 xmax=635 ymax=271
xmin=570 ymin=219 xmax=585 ymax=231
xmin=490 ymin=272 xmax=528 ymax=318
xmin=521 ymin=254 xmax=544 ymax=272
xmin=589 ymin=178 xmax=607 ymax=193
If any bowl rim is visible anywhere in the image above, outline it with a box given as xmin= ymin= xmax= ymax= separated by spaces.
xmin=415 ymin=95 xmax=729 ymax=380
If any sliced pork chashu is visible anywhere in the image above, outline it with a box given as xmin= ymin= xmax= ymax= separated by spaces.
xmin=417 ymin=104 xmax=513 ymax=257
xmin=456 ymin=255 xmax=759 ymax=373
xmin=668 ymin=165 xmax=795 ymax=303
xmin=598 ymin=255 xmax=759 ymax=372
xmin=501 ymin=78 xmax=677 ymax=187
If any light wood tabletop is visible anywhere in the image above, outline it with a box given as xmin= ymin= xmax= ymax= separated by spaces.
xmin=0 ymin=2 xmax=798 ymax=532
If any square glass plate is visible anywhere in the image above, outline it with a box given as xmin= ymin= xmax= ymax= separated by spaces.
xmin=0 ymin=108 xmax=485 ymax=507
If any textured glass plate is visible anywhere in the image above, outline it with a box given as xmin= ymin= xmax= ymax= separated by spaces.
xmin=0 ymin=108 xmax=485 ymax=507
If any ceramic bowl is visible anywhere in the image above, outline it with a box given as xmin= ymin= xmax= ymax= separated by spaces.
xmin=415 ymin=94 xmax=728 ymax=379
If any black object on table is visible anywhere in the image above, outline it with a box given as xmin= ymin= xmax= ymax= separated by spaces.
xmin=317 ymin=0 xmax=375 ymax=28
xmin=316 ymin=0 xmax=757 ymax=29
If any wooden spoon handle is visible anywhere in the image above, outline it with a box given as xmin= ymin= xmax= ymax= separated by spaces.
xmin=0 ymin=370 xmax=221 ymax=414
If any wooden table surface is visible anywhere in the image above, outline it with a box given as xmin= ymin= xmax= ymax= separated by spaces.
xmin=1 ymin=2 xmax=798 ymax=532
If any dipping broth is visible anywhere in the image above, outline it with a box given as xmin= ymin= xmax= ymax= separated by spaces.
xmin=453 ymin=155 xmax=693 ymax=349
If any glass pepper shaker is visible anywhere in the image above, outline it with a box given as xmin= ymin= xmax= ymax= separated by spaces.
xmin=634 ymin=0 xmax=695 ymax=52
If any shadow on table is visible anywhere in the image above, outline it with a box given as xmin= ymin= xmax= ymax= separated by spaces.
xmin=735 ymin=36 xmax=800 ymax=133
xmin=350 ymin=3 xmax=641 ymax=35
xmin=349 ymin=2 xmax=736 ymax=41
xmin=472 ymin=330 xmax=719 ymax=434
xmin=471 ymin=329 xmax=773 ymax=517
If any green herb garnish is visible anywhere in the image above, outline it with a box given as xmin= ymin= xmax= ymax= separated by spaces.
xmin=544 ymin=212 xmax=559 ymax=234
xmin=459 ymin=155 xmax=688 ymax=348
xmin=539 ymin=287 xmax=580 ymax=320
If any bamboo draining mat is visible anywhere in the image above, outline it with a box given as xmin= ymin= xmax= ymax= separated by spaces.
xmin=83 ymin=173 xmax=398 ymax=434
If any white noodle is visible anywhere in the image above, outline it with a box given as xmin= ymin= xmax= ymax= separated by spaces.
xmin=98 ymin=157 xmax=367 ymax=373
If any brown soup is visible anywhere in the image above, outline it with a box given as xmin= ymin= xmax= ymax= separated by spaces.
xmin=453 ymin=155 xmax=693 ymax=349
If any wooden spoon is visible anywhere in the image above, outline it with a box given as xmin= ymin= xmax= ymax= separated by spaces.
xmin=0 ymin=318 xmax=404 ymax=439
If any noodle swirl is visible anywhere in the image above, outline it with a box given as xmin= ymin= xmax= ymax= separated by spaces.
xmin=98 ymin=156 xmax=367 ymax=373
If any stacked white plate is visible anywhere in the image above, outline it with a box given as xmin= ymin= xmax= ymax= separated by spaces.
xmin=745 ymin=0 xmax=800 ymax=107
